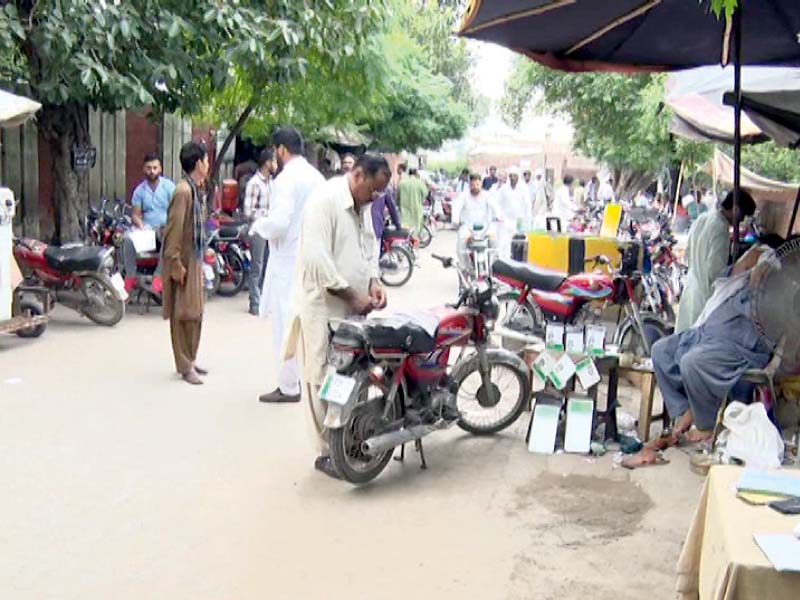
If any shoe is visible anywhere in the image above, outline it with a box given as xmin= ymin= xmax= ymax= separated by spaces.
xmin=259 ymin=388 xmax=301 ymax=403
xmin=193 ymin=364 xmax=209 ymax=376
xmin=182 ymin=370 xmax=203 ymax=385
xmin=314 ymin=456 xmax=341 ymax=480
xmin=152 ymin=275 xmax=163 ymax=295
xmin=249 ymin=306 xmax=259 ymax=316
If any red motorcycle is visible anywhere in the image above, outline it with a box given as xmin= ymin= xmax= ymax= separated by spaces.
xmin=13 ymin=238 xmax=126 ymax=326
xmin=379 ymin=228 xmax=417 ymax=288
xmin=492 ymin=246 xmax=671 ymax=356
xmin=321 ymin=253 xmax=530 ymax=484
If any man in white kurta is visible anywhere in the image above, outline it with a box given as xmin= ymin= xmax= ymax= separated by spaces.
xmin=675 ymin=190 xmax=756 ymax=332
xmin=251 ymin=127 xmax=325 ymax=403
xmin=495 ymin=168 xmax=532 ymax=259
xmin=283 ymin=154 xmax=392 ymax=478
xmin=457 ymin=173 xmax=493 ymax=267
xmin=553 ymin=175 xmax=579 ymax=227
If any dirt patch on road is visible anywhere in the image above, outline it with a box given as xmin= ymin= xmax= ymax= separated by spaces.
xmin=511 ymin=472 xmax=653 ymax=541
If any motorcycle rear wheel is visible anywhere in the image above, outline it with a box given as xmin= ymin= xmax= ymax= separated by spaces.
xmin=379 ymin=247 xmax=414 ymax=287
xmin=495 ymin=291 xmax=543 ymax=352
xmin=330 ymin=382 xmax=398 ymax=485
xmin=616 ymin=314 xmax=671 ymax=357
xmin=454 ymin=351 xmax=529 ymax=435
xmin=80 ymin=275 xmax=125 ymax=326
xmin=217 ymin=252 xmax=246 ymax=297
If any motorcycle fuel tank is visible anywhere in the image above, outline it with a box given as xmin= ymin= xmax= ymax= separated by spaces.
xmin=431 ymin=306 xmax=471 ymax=347
xmin=560 ymin=272 xmax=614 ymax=300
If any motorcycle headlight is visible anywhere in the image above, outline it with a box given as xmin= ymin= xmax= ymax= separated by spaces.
xmin=327 ymin=344 xmax=357 ymax=372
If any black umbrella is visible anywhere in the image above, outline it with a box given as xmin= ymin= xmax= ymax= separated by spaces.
xmin=460 ymin=0 xmax=800 ymax=249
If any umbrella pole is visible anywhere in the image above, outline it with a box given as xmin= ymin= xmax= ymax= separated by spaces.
xmin=788 ymin=187 xmax=800 ymax=237
xmin=732 ymin=6 xmax=742 ymax=259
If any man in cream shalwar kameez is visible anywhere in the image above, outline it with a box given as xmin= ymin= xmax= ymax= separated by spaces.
xmin=251 ymin=127 xmax=324 ymax=403
xmin=494 ymin=167 xmax=532 ymax=259
xmin=283 ymin=154 xmax=392 ymax=478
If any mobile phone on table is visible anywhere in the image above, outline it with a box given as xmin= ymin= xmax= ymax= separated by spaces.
xmin=768 ymin=497 xmax=800 ymax=515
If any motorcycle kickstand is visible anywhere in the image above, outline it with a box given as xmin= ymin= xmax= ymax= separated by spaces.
xmin=393 ymin=443 xmax=405 ymax=462
xmin=415 ymin=439 xmax=428 ymax=470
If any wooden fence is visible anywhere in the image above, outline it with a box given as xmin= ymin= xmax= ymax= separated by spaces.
xmin=0 ymin=121 xmax=39 ymax=235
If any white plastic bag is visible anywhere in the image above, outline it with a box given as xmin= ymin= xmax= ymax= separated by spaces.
xmin=720 ymin=401 xmax=784 ymax=469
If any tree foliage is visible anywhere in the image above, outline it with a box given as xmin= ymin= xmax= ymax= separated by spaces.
xmin=740 ymin=142 xmax=800 ymax=183
xmin=501 ymin=57 xmax=710 ymax=194
xmin=0 ymin=0 xmax=386 ymax=240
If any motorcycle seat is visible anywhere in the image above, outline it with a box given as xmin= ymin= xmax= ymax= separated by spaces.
xmin=492 ymin=258 xmax=566 ymax=292
xmin=219 ymin=222 xmax=246 ymax=240
xmin=365 ymin=312 xmax=440 ymax=354
xmin=44 ymin=244 xmax=106 ymax=273
xmin=383 ymin=228 xmax=411 ymax=240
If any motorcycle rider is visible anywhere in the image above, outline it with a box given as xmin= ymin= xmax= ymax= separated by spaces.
xmin=494 ymin=166 xmax=531 ymax=259
xmin=243 ymin=149 xmax=275 ymax=316
xmin=122 ymin=153 xmax=176 ymax=294
xmin=457 ymin=173 xmax=493 ymax=268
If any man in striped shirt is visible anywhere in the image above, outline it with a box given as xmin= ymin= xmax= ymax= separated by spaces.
xmin=243 ymin=149 xmax=275 ymax=315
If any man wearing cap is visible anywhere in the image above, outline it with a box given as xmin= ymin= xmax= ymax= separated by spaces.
xmin=495 ymin=166 xmax=531 ymax=259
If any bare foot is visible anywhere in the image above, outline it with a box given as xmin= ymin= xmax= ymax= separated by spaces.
xmin=683 ymin=428 xmax=713 ymax=443
xmin=622 ymin=448 xmax=670 ymax=469
xmin=672 ymin=410 xmax=694 ymax=436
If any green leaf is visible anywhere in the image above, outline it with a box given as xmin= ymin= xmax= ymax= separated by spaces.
xmin=120 ymin=19 xmax=131 ymax=40
xmin=168 ymin=20 xmax=180 ymax=39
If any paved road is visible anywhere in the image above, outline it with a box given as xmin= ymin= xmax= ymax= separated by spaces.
xmin=1 ymin=230 xmax=702 ymax=600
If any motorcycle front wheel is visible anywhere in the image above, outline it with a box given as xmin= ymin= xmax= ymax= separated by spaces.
xmin=453 ymin=350 xmax=529 ymax=435
xmin=418 ymin=225 xmax=433 ymax=249
xmin=217 ymin=252 xmax=246 ymax=297
xmin=330 ymin=382 xmax=399 ymax=485
xmin=80 ymin=275 xmax=125 ymax=326
xmin=379 ymin=247 xmax=414 ymax=287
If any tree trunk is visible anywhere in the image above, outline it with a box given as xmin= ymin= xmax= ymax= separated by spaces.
xmin=38 ymin=103 xmax=90 ymax=243
xmin=208 ymin=99 xmax=256 ymax=204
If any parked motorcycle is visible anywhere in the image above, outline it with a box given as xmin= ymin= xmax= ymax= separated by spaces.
xmin=207 ymin=218 xmax=248 ymax=297
xmin=13 ymin=238 xmax=126 ymax=326
xmin=322 ymin=253 xmax=530 ymax=484
xmin=418 ymin=206 xmax=434 ymax=249
xmin=379 ymin=228 xmax=416 ymax=287
xmin=493 ymin=246 xmax=672 ymax=356
xmin=461 ymin=223 xmax=495 ymax=284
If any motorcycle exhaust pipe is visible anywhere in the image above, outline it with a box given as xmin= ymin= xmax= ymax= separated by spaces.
xmin=361 ymin=422 xmax=443 ymax=455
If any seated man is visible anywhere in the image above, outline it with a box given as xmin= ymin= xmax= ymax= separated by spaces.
xmin=649 ymin=234 xmax=785 ymax=447
xmin=121 ymin=153 xmax=176 ymax=294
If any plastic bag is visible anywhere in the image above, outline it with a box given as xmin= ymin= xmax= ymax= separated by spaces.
xmin=719 ymin=401 xmax=784 ymax=469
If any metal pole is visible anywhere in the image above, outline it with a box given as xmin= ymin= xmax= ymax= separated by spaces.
xmin=788 ymin=186 xmax=800 ymax=237
xmin=732 ymin=6 xmax=742 ymax=259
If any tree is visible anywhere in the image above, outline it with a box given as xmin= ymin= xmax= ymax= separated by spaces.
xmin=501 ymin=57 xmax=710 ymax=196
xmin=739 ymin=142 xmax=800 ymax=182
xmin=0 ymin=1 xmax=385 ymax=242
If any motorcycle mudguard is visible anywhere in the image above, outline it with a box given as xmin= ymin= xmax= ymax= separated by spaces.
xmin=450 ymin=347 xmax=530 ymax=395
xmin=322 ymin=370 xmax=369 ymax=429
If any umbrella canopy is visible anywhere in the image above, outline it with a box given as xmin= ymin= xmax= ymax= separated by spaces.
xmin=0 ymin=89 xmax=41 ymax=128
xmin=665 ymin=66 xmax=800 ymax=146
xmin=459 ymin=0 xmax=800 ymax=72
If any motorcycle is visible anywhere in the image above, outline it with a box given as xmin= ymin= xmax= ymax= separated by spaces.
xmin=207 ymin=218 xmax=249 ymax=297
xmin=493 ymin=246 xmax=672 ymax=356
xmin=379 ymin=228 xmax=416 ymax=287
xmin=418 ymin=206 xmax=434 ymax=249
xmin=322 ymin=253 xmax=530 ymax=484
xmin=460 ymin=223 xmax=495 ymax=284
xmin=13 ymin=237 xmax=126 ymax=326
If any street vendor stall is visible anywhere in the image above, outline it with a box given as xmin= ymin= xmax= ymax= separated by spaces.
xmin=0 ymin=89 xmax=48 ymax=338
xmin=677 ymin=465 xmax=800 ymax=600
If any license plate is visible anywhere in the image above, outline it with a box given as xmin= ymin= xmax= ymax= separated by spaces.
xmin=110 ymin=272 xmax=129 ymax=301
xmin=319 ymin=370 xmax=357 ymax=406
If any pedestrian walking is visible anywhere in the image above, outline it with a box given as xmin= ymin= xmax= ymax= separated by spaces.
xmin=283 ymin=153 xmax=392 ymax=479
xmin=244 ymin=149 xmax=275 ymax=316
xmin=252 ymin=127 xmax=325 ymax=403
xmin=161 ymin=142 xmax=210 ymax=386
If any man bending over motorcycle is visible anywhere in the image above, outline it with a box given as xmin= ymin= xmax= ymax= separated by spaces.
xmin=121 ymin=153 xmax=176 ymax=294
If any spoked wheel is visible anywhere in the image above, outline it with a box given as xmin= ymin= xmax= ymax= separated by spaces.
xmin=330 ymin=383 xmax=398 ymax=485
xmin=217 ymin=252 xmax=246 ymax=297
xmin=379 ymin=247 xmax=414 ymax=287
xmin=80 ymin=275 xmax=125 ymax=326
xmin=495 ymin=292 xmax=542 ymax=352
xmin=13 ymin=298 xmax=47 ymax=338
xmin=617 ymin=316 xmax=671 ymax=357
xmin=418 ymin=225 xmax=433 ymax=248
xmin=454 ymin=351 xmax=529 ymax=435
